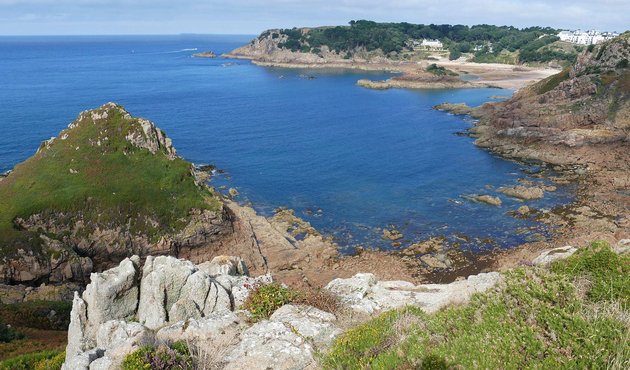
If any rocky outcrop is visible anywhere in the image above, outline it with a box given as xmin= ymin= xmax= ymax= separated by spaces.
xmin=224 ymin=305 xmax=340 ymax=370
xmin=192 ymin=51 xmax=216 ymax=58
xmin=325 ymin=271 xmax=501 ymax=315
xmin=62 ymin=255 xmax=340 ymax=370
xmin=225 ymin=29 xmax=389 ymax=67
xmin=434 ymin=102 xmax=475 ymax=115
xmin=472 ymin=33 xmax=629 ymax=156
xmin=470 ymin=194 xmax=502 ymax=206
xmin=61 ymin=244 xmax=596 ymax=369
xmin=0 ymin=281 xmax=81 ymax=304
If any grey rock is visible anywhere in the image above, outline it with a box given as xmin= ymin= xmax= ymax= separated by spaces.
xmin=82 ymin=256 xmax=140 ymax=339
xmin=532 ymin=246 xmax=577 ymax=266
xmin=269 ymin=304 xmax=341 ymax=348
xmin=614 ymin=239 xmax=630 ymax=255
xmin=230 ymin=274 xmax=274 ymax=309
xmin=64 ymin=292 xmax=90 ymax=366
xmin=224 ymin=320 xmax=314 ymax=370
xmin=137 ymin=256 xmax=196 ymax=329
xmin=198 ymin=255 xmax=249 ymax=277
xmin=94 ymin=320 xmax=154 ymax=369
xmin=326 ymin=272 xmax=501 ymax=315
xmin=62 ymin=348 xmax=104 ymax=370
xmin=156 ymin=311 xmax=241 ymax=343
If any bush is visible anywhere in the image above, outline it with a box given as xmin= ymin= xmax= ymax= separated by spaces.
xmin=0 ymin=321 xmax=23 ymax=343
xmin=448 ymin=49 xmax=462 ymax=60
xmin=122 ymin=342 xmax=192 ymax=370
xmin=34 ymin=351 xmax=65 ymax=370
xmin=0 ymin=350 xmax=62 ymax=370
xmin=426 ymin=63 xmax=458 ymax=76
xmin=243 ymin=283 xmax=300 ymax=322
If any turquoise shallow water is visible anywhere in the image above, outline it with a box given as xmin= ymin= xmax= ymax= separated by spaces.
xmin=0 ymin=35 xmax=574 ymax=253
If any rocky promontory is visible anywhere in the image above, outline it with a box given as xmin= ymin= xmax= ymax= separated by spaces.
xmin=0 ymin=103 xmax=232 ymax=286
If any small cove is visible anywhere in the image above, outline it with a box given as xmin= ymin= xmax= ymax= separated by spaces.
xmin=0 ymin=34 xmax=576 ymax=255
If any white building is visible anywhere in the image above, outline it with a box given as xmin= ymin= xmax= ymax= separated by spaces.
xmin=420 ymin=39 xmax=444 ymax=49
xmin=558 ymin=29 xmax=619 ymax=45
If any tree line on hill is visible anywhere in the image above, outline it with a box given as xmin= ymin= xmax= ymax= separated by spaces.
xmin=264 ymin=20 xmax=581 ymax=64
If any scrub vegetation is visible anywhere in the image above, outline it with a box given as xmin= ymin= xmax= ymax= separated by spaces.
xmin=322 ymin=241 xmax=629 ymax=369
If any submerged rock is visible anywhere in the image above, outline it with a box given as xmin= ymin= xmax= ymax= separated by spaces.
xmin=471 ymin=194 xmax=502 ymax=206
xmin=382 ymin=228 xmax=403 ymax=241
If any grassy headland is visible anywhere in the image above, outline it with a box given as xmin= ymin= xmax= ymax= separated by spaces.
xmin=0 ymin=103 xmax=220 ymax=259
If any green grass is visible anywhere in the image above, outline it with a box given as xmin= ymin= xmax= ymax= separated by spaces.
xmin=243 ymin=283 xmax=301 ymax=322
xmin=0 ymin=350 xmax=63 ymax=370
xmin=0 ymin=104 xmax=220 ymax=258
xmin=322 ymin=242 xmax=630 ymax=369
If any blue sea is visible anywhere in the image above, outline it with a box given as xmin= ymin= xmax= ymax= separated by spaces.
xmin=0 ymin=35 xmax=574 ymax=253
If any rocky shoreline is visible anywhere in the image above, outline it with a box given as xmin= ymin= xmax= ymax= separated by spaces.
xmin=223 ymin=35 xmax=557 ymax=91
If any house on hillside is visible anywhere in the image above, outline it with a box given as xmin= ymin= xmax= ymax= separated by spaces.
xmin=420 ymin=39 xmax=444 ymax=49
xmin=558 ymin=30 xmax=619 ymax=45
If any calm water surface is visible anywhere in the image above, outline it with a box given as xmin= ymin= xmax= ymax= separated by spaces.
xmin=0 ymin=35 xmax=574 ymax=252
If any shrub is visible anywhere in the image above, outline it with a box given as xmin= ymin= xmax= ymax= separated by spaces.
xmin=243 ymin=283 xmax=300 ymax=322
xmin=294 ymin=288 xmax=340 ymax=315
xmin=122 ymin=342 xmax=192 ymax=370
xmin=0 ymin=350 xmax=62 ymax=370
xmin=34 ymin=351 xmax=65 ymax=370
xmin=0 ymin=321 xmax=23 ymax=343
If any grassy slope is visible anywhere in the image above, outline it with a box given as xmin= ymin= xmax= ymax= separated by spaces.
xmin=0 ymin=104 xmax=220 ymax=256
xmin=323 ymin=242 xmax=629 ymax=369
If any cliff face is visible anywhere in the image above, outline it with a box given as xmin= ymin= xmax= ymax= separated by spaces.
xmin=0 ymin=103 xmax=232 ymax=285
xmin=473 ymin=32 xmax=630 ymax=155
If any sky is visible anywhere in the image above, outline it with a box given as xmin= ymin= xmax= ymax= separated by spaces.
xmin=0 ymin=0 xmax=628 ymax=36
